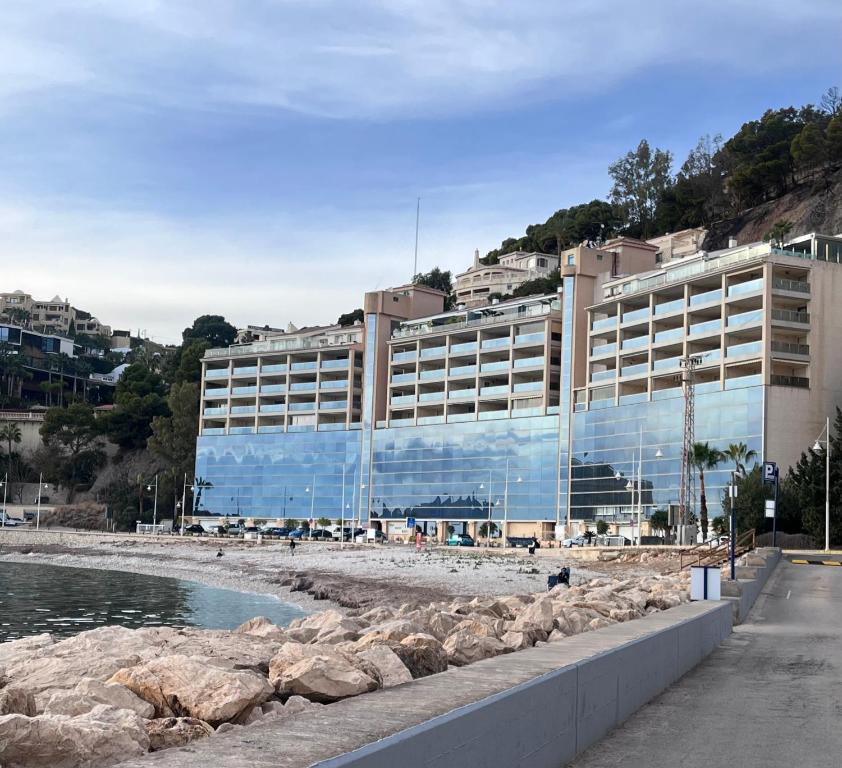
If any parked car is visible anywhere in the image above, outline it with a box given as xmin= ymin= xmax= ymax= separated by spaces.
xmin=355 ymin=529 xmax=387 ymax=544
xmin=446 ymin=533 xmax=475 ymax=547
xmin=309 ymin=529 xmax=335 ymax=541
xmin=288 ymin=528 xmax=308 ymax=539
xmin=184 ymin=524 xmax=205 ymax=535
xmin=243 ymin=526 xmax=260 ymax=533
xmin=562 ymin=534 xmax=588 ymax=548
xmin=0 ymin=517 xmax=21 ymax=527
xmin=264 ymin=527 xmax=291 ymax=537
xmin=506 ymin=536 xmax=534 ymax=548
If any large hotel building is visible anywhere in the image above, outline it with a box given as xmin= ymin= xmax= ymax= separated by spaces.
xmin=194 ymin=232 xmax=842 ymax=540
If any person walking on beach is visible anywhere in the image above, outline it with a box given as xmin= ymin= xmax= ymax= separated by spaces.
xmin=289 ymin=538 xmax=296 ymax=556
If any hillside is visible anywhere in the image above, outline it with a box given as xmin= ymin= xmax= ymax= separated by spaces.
xmin=704 ymin=168 xmax=842 ymax=249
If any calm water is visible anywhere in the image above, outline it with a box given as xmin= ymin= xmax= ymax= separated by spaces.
xmin=0 ymin=561 xmax=307 ymax=642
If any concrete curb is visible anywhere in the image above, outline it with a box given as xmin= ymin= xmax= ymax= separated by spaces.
xmin=721 ymin=547 xmax=782 ymax=624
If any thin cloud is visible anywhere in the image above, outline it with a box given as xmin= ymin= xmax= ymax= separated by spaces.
xmin=0 ymin=1 xmax=837 ymax=118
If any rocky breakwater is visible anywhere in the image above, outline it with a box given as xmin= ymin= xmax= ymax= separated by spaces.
xmin=0 ymin=573 xmax=689 ymax=768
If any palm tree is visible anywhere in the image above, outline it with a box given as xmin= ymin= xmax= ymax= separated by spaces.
xmin=0 ymin=422 xmax=22 ymax=482
xmin=723 ymin=442 xmax=758 ymax=476
xmin=690 ymin=442 xmax=723 ymax=540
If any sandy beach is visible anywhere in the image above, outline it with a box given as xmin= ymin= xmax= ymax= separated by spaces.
xmin=0 ymin=532 xmax=673 ymax=611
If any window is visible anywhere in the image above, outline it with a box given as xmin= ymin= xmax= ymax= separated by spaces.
xmin=597 ymin=253 xmax=604 ymax=261
xmin=537 ymin=257 xmax=547 ymax=268
xmin=566 ymin=254 xmax=575 ymax=266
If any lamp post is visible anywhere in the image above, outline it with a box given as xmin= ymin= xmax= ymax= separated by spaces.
xmin=360 ymin=482 xmax=367 ymax=531
xmin=146 ymin=474 xmax=159 ymax=530
xmin=1 ymin=472 xmax=7 ymax=527
xmin=812 ymin=415 xmax=831 ymax=552
xmin=728 ymin=470 xmax=739 ymax=580
xmin=36 ymin=473 xmax=49 ymax=530
xmin=305 ymin=472 xmax=316 ymax=537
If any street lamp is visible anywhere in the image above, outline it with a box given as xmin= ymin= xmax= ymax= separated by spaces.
xmin=813 ymin=415 xmax=831 ymax=552
xmin=36 ymin=474 xmax=49 ymax=530
xmin=146 ymin=474 xmax=159 ymax=529
xmin=0 ymin=472 xmax=7 ymax=527
xmin=479 ymin=471 xmax=492 ymax=548
xmin=305 ymin=472 xmax=316 ymax=535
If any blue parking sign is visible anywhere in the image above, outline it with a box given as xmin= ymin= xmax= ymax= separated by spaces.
xmin=763 ymin=462 xmax=778 ymax=484
xmin=406 ymin=517 xmax=416 ymax=529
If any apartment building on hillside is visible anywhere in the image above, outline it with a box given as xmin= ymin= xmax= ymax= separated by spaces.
xmin=0 ymin=291 xmax=112 ymax=338
xmin=193 ymin=232 xmax=842 ymax=543
xmin=453 ymin=250 xmax=560 ymax=308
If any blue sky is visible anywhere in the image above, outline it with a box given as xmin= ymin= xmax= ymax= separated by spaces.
xmin=0 ymin=1 xmax=839 ymax=344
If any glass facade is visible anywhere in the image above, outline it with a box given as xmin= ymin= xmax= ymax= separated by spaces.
xmin=568 ymin=384 xmax=764 ymax=521
xmin=195 ymin=431 xmax=362 ymax=521
xmin=556 ymin=276 xmax=576 ymax=523
xmin=371 ymin=415 xmax=559 ymax=522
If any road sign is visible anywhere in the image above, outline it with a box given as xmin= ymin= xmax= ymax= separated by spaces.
xmin=765 ymin=500 xmax=776 ymax=519
xmin=406 ymin=517 xmax=416 ymax=530
xmin=763 ymin=461 xmax=778 ymax=484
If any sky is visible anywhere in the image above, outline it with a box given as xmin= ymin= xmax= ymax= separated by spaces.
xmin=0 ymin=1 xmax=839 ymax=345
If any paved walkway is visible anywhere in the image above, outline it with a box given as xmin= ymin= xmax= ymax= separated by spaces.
xmin=567 ymin=557 xmax=842 ymax=768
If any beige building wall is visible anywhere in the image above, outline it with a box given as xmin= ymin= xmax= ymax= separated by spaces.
xmin=765 ymin=259 xmax=842 ymax=473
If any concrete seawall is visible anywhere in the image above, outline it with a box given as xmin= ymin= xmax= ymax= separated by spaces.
xmin=118 ymin=601 xmax=732 ymax=768
xmin=722 ymin=547 xmax=782 ymax=623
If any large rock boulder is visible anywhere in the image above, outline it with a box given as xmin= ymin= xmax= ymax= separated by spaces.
xmin=274 ymin=655 xmax=378 ymax=703
xmin=395 ymin=634 xmax=448 ymax=679
xmin=359 ymin=619 xmax=426 ymax=644
xmin=0 ymin=685 xmax=36 ymax=717
xmin=44 ymin=678 xmax=155 ymax=719
xmin=425 ymin=612 xmax=459 ymax=642
xmin=450 ymin=618 xmax=499 ymax=639
xmin=356 ymin=646 xmax=412 ymax=688
xmin=511 ymin=598 xmax=554 ymax=633
xmin=234 ymin=617 xmax=289 ymax=641
xmin=268 ymin=642 xmax=366 ymax=688
xmin=109 ymin=655 xmax=273 ymax=725
xmin=0 ymin=634 xmax=54 ymax=669
xmin=442 ymin=630 xmax=509 ymax=666
xmin=0 ymin=704 xmax=149 ymax=768
xmin=145 ymin=716 xmax=215 ymax=752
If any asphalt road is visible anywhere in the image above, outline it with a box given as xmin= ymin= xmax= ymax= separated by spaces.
xmin=567 ymin=557 xmax=842 ymax=768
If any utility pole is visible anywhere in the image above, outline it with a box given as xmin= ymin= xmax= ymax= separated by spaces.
xmin=678 ymin=355 xmax=702 ymax=542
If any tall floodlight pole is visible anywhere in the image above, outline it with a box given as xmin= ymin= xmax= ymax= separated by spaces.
xmin=413 ymin=197 xmax=421 ymax=280
xmin=679 ymin=355 xmax=701 ymax=542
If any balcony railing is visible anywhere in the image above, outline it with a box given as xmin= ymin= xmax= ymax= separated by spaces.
xmin=591 ymin=316 xmax=618 ymax=333
xmin=230 ymin=405 xmax=256 ymax=415
xmin=652 ymin=356 xmax=681 ymax=372
xmin=391 ymin=300 xmax=557 ymax=339
xmin=688 ymin=319 xmax=721 ymax=336
xmin=620 ymin=363 xmax=648 ymax=378
xmin=513 ymin=355 xmax=546 ymax=368
xmin=480 ymin=384 xmax=509 ymax=396
xmin=480 ymin=360 xmax=510 ymax=373
xmin=232 ymin=366 xmax=258 ymax=376
xmin=419 ymin=368 xmax=446 ymax=381
xmin=290 ymin=361 xmax=318 ymax=371
xmin=260 ymin=404 xmax=286 ymax=413
xmin=772 ymin=277 xmax=809 ymax=294
xmin=390 ymin=372 xmax=415 ymax=384
xmin=481 ymin=337 xmax=510 ymax=350
xmin=622 ymin=306 xmax=650 ymax=324
xmin=590 ymin=369 xmax=617 ymax=383
xmin=418 ymin=391 xmax=445 ymax=402
xmin=448 ymin=388 xmax=476 ymax=400
xmin=450 ymin=341 xmax=478 ymax=355
xmin=653 ymin=327 xmax=684 ymax=344
xmin=727 ymin=277 xmax=763 ymax=298
xmin=449 ymin=364 xmax=477 ymax=377
xmin=287 ymin=401 xmax=316 ymax=411
xmin=514 ymin=332 xmax=545 ymax=345
xmin=726 ymin=341 xmax=762 ymax=358
xmin=689 ymin=288 xmax=722 ymax=307
xmin=320 ymin=379 xmax=347 ymax=390
xmin=419 ymin=346 xmax=446 ymax=359
xmin=772 ymin=309 xmax=810 ymax=324
xmin=205 ymin=369 xmax=229 ymax=379
xmin=319 ymin=400 xmax=348 ymax=410
xmin=653 ymin=298 xmax=684 ymax=316
xmin=590 ymin=343 xmax=616 ymax=359
xmin=260 ymin=384 xmax=286 ymax=394
xmin=770 ymin=341 xmax=810 ymax=356
xmin=204 ymin=388 xmax=229 ymax=398
xmin=321 ymin=359 xmax=349 ymax=370
xmin=622 ymin=335 xmax=649 ymax=350
xmin=203 ymin=406 xmax=227 ymax=416
xmin=770 ymin=375 xmax=809 ymax=388
xmin=289 ymin=381 xmax=317 ymax=391
xmin=231 ymin=386 xmax=257 ymax=396
xmin=512 ymin=381 xmax=543 ymax=393
xmin=261 ymin=363 xmax=288 ymax=374
xmin=727 ymin=309 xmax=763 ymax=328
